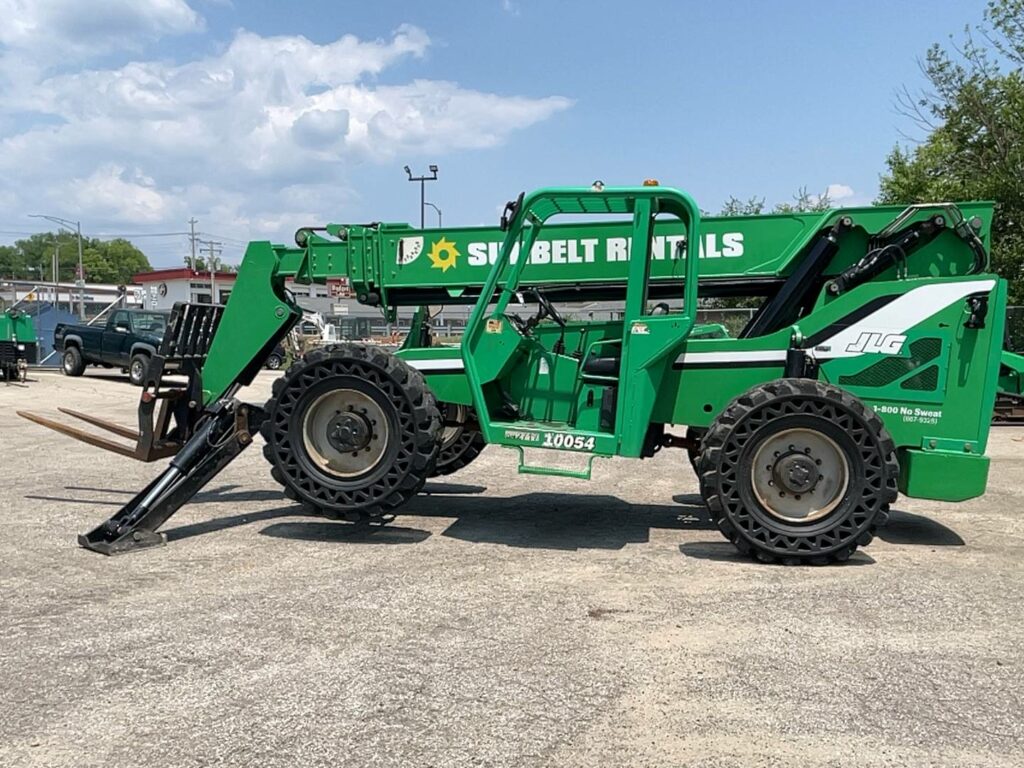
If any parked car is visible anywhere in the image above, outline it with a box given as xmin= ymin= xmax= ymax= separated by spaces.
xmin=54 ymin=309 xmax=170 ymax=386
xmin=265 ymin=343 xmax=286 ymax=370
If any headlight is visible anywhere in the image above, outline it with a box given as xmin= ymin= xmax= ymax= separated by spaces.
xmin=16 ymin=344 xmax=25 ymax=351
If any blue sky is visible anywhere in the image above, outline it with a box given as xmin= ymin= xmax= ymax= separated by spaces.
xmin=0 ymin=0 xmax=991 ymax=267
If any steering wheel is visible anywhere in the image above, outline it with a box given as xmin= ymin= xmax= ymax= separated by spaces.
xmin=526 ymin=288 xmax=566 ymax=328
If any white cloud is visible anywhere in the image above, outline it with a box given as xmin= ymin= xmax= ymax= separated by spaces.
xmin=825 ymin=183 xmax=855 ymax=202
xmin=68 ymin=164 xmax=180 ymax=223
xmin=0 ymin=0 xmax=202 ymax=60
xmin=0 ymin=20 xmax=572 ymax=259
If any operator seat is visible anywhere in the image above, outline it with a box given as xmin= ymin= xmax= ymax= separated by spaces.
xmin=581 ymin=350 xmax=621 ymax=378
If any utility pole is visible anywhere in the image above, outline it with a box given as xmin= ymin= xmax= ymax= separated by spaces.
xmin=52 ymin=243 xmax=61 ymax=311
xmin=188 ymin=218 xmax=199 ymax=270
xmin=29 ymin=213 xmax=85 ymax=320
xmin=203 ymin=240 xmax=223 ymax=304
xmin=403 ymin=164 xmax=439 ymax=229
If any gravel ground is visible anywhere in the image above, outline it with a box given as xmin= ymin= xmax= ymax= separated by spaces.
xmin=1 ymin=369 xmax=1022 ymax=768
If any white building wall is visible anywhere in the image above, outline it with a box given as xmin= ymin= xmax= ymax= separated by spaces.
xmin=138 ymin=278 xmax=235 ymax=310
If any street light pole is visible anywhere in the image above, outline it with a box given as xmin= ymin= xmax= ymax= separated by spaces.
xmin=424 ymin=202 xmax=442 ymax=228
xmin=29 ymin=213 xmax=85 ymax=320
xmin=403 ymin=165 xmax=439 ymax=229
xmin=52 ymin=243 xmax=60 ymax=310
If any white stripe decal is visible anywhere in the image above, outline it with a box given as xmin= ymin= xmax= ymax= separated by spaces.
xmin=406 ymin=358 xmax=465 ymax=371
xmin=675 ymin=279 xmax=996 ymax=367
xmin=676 ymin=350 xmax=787 ymax=365
xmin=810 ymin=279 xmax=995 ymax=360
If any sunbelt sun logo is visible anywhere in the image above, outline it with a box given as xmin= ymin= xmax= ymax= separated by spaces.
xmin=428 ymin=238 xmax=459 ymax=272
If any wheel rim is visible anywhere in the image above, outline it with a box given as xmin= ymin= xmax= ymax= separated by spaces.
xmin=268 ymin=356 xmax=281 ymax=369
xmin=301 ymin=388 xmax=390 ymax=478
xmin=440 ymin=403 xmax=467 ymax=449
xmin=63 ymin=352 xmax=74 ymax=372
xmin=751 ymin=427 xmax=849 ymax=523
xmin=131 ymin=360 xmax=144 ymax=380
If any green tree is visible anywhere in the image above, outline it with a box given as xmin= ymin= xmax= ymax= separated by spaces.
xmin=0 ymin=231 xmax=153 ymax=283
xmin=96 ymin=239 xmax=152 ymax=284
xmin=719 ymin=195 xmax=765 ymax=216
xmin=187 ymin=254 xmax=209 ymax=271
xmin=9 ymin=231 xmax=79 ymax=281
xmin=718 ymin=186 xmax=832 ymax=217
xmin=879 ymin=0 xmax=1024 ymax=302
xmin=773 ymin=186 xmax=832 ymax=214
xmin=0 ymin=244 xmax=22 ymax=278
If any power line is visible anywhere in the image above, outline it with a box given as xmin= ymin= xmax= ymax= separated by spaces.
xmin=199 ymin=232 xmax=249 ymax=245
xmin=92 ymin=231 xmax=191 ymax=238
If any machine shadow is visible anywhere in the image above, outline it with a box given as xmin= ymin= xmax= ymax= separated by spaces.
xmin=677 ymin=541 xmax=877 ymax=566
xmin=677 ymin=507 xmax=964 ymax=565
xmin=50 ymin=483 xmax=965 ymax=557
xmin=33 ymin=484 xmax=288 ymax=507
xmin=164 ymin=506 xmax=296 ymax=542
xmin=389 ymin=490 xmax=716 ymax=551
xmin=876 ymin=509 xmax=966 ymax=546
xmin=259 ymin=521 xmax=431 ymax=545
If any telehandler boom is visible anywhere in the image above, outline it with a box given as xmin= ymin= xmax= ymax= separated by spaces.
xmin=21 ymin=184 xmax=1006 ymax=564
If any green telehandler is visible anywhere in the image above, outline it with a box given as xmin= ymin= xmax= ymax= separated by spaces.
xmin=995 ymin=350 xmax=1024 ymax=421
xmin=1 ymin=307 xmax=37 ymax=383
xmin=21 ymin=184 xmax=1007 ymax=564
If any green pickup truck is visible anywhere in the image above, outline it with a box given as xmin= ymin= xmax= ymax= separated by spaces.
xmin=54 ymin=309 xmax=170 ymax=385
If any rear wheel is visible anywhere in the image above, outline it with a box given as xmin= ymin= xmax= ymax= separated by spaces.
xmin=266 ymin=353 xmax=283 ymax=370
xmin=698 ymin=379 xmax=898 ymax=564
xmin=430 ymin=403 xmax=486 ymax=477
xmin=62 ymin=346 xmax=85 ymax=377
xmin=261 ymin=344 xmax=441 ymax=521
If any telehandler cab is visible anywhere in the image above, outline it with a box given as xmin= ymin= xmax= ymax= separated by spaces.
xmin=21 ymin=184 xmax=1006 ymax=564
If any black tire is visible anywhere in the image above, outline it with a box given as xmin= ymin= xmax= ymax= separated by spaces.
xmin=698 ymin=378 xmax=898 ymax=565
xmin=128 ymin=353 xmax=149 ymax=386
xmin=266 ymin=353 xmax=283 ymax=370
xmin=261 ymin=344 xmax=441 ymax=521
xmin=430 ymin=403 xmax=486 ymax=477
xmin=62 ymin=346 xmax=85 ymax=377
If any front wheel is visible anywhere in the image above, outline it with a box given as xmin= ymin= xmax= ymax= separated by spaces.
xmin=261 ymin=344 xmax=441 ymax=521
xmin=698 ymin=379 xmax=898 ymax=564
xmin=265 ymin=353 xmax=283 ymax=370
xmin=128 ymin=353 xmax=149 ymax=386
